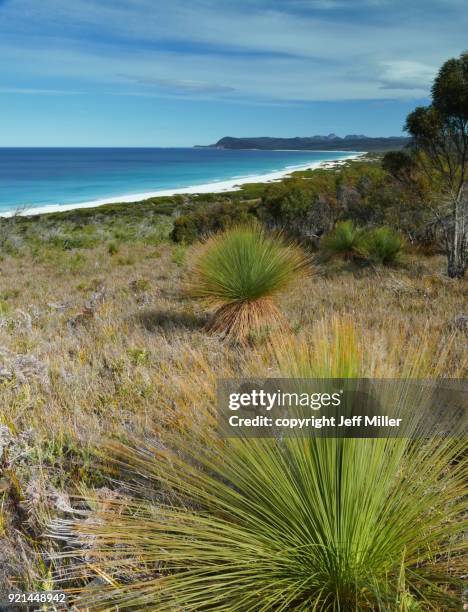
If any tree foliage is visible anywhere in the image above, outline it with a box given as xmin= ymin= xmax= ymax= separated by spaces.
xmin=403 ymin=51 xmax=468 ymax=277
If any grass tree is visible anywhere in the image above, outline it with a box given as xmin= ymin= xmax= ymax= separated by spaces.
xmin=320 ymin=220 xmax=366 ymax=261
xmin=52 ymin=319 xmax=466 ymax=610
xmin=186 ymin=224 xmax=309 ymax=342
xmin=362 ymin=227 xmax=405 ymax=266
xmin=321 ymin=222 xmax=405 ymax=266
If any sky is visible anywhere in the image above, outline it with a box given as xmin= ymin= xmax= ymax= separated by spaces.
xmin=0 ymin=0 xmax=466 ymax=146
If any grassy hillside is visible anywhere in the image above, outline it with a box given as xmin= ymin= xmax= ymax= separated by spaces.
xmin=0 ymin=155 xmax=466 ymax=604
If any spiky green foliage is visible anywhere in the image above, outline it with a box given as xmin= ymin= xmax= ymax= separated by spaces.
xmin=188 ymin=224 xmax=308 ymax=305
xmin=53 ymin=320 xmax=466 ymax=611
xmin=187 ymin=224 xmax=309 ymax=340
xmin=362 ymin=227 xmax=405 ymax=266
xmin=54 ymin=426 xmax=466 ymax=611
xmin=320 ymin=220 xmax=366 ymax=260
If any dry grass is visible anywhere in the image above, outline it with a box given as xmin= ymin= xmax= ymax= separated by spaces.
xmin=1 ymin=245 xmax=464 ymax=439
xmin=0 ymin=244 xmax=465 ymax=437
xmin=0 ymin=239 xmax=466 ymax=592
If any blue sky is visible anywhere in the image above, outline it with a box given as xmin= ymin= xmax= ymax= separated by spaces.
xmin=0 ymin=0 xmax=466 ymax=146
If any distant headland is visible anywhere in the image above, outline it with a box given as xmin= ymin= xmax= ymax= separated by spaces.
xmin=198 ymin=135 xmax=410 ymax=152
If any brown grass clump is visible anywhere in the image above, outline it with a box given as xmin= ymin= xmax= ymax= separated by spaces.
xmin=205 ymin=296 xmax=285 ymax=341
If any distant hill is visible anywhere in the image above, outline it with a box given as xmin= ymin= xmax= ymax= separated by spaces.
xmin=199 ymin=135 xmax=410 ymax=152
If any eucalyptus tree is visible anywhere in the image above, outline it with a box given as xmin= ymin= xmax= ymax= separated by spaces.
xmin=404 ymin=52 xmax=467 ymax=278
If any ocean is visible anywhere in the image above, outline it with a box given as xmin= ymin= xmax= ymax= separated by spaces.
xmin=0 ymin=148 xmax=358 ymax=215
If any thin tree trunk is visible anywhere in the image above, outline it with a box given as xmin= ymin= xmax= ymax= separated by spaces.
xmin=447 ymin=193 xmax=467 ymax=278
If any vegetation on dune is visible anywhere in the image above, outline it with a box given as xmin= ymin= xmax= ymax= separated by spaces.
xmin=53 ymin=319 xmax=467 ymax=611
xmin=187 ymin=224 xmax=309 ymax=341
xmin=167 ymin=159 xmax=436 ymax=255
xmin=0 ymin=149 xmax=454 ymax=267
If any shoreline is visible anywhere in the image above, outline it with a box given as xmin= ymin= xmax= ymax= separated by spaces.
xmin=0 ymin=152 xmax=365 ymax=218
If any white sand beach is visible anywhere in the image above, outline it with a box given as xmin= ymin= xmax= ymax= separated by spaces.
xmin=1 ymin=152 xmax=365 ymax=218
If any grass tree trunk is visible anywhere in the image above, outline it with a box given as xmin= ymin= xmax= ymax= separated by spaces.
xmin=447 ymin=192 xmax=467 ymax=278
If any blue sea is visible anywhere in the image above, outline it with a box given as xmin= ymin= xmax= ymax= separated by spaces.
xmin=0 ymin=148 xmax=357 ymax=215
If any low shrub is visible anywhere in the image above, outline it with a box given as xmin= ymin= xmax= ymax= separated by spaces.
xmin=260 ymin=177 xmax=336 ymax=241
xmin=362 ymin=226 xmax=405 ymax=266
xmin=320 ymin=220 xmax=366 ymax=260
xmin=171 ymin=200 xmax=259 ymax=244
xmin=107 ymin=241 xmax=119 ymax=255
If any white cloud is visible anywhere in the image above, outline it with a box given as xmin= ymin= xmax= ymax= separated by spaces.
xmin=0 ymin=0 xmax=466 ymax=102
xmin=378 ymin=61 xmax=436 ymax=91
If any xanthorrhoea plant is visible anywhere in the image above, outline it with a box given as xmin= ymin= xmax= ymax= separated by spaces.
xmin=186 ymin=224 xmax=309 ymax=342
xmin=361 ymin=227 xmax=405 ymax=266
xmin=52 ymin=320 xmax=466 ymax=610
xmin=320 ymin=220 xmax=366 ymax=261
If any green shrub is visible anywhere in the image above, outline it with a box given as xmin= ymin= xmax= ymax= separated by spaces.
xmin=261 ymin=180 xmax=315 ymax=224
xmin=320 ymin=220 xmax=366 ymax=260
xmin=362 ymin=226 xmax=405 ymax=265
xmin=171 ymin=215 xmax=199 ymax=244
xmin=107 ymin=241 xmax=119 ymax=255
xmin=171 ymin=200 xmax=259 ymax=244
xmin=260 ymin=177 xmax=336 ymax=240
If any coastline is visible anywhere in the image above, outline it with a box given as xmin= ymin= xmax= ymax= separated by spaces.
xmin=0 ymin=152 xmax=365 ymax=218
